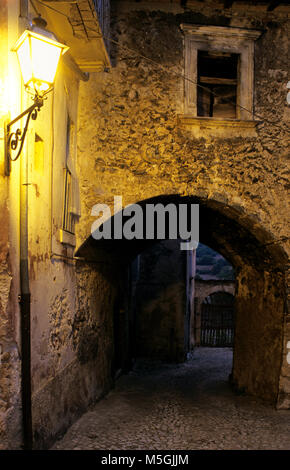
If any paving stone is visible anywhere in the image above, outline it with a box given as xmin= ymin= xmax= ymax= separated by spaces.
xmin=51 ymin=348 xmax=290 ymax=450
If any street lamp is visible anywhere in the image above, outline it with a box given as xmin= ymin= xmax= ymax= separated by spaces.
xmin=4 ymin=17 xmax=69 ymax=175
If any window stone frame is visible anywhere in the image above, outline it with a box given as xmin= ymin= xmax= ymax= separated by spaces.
xmin=181 ymin=25 xmax=262 ymax=121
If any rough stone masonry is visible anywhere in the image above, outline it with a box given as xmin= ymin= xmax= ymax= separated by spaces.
xmin=76 ymin=0 xmax=290 ymax=410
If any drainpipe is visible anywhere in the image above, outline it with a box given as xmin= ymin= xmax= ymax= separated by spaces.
xmin=19 ymin=132 xmax=32 ymax=450
xmin=18 ymin=0 xmax=33 ymax=451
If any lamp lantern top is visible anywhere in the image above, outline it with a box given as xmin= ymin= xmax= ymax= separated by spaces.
xmin=13 ymin=16 xmax=69 ymax=96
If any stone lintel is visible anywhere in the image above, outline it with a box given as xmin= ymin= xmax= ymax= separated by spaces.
xmin=180 ymin=24 xmax=263 ymax=42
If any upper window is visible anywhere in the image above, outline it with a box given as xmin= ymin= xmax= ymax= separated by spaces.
xmin=181 ymin=25 xmax=262 ymax=121
xmin=197 ymin=50 xmax=239 ymax=119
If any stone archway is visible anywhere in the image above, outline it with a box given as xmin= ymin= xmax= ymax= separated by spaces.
xmin=76 ymin=194 xmax=289 ymax=408
xmin=195 ymin=281 xmax=236 ymax=305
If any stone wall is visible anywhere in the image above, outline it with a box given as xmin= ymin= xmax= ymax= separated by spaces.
xmin=76 ymin=0 xmax=289 ymax=407
xmin=278 ymin=266 xmax=290 ymax=409
xmin=233 ymin=267 xmax=285 ymax=403
xmin=77 ymin=0 xmax=289 ymax=245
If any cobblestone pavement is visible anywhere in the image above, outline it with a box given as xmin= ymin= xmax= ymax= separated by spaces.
xmin=51 ymin=348 xmax=290 ymax=450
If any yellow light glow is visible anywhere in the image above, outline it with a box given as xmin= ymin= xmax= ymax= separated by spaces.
xmin=13 ymin=30 xmax=69 ymax=94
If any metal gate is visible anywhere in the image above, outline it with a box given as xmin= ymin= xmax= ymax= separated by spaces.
xmin=200 ymin=303 xmax=234 ymax=347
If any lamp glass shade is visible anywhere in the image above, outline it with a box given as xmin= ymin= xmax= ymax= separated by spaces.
xmin=13 ymin=30 xmax=69 ymax=94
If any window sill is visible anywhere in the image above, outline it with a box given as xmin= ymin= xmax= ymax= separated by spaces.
xmin=58 ymin=229 xmax=76 ymax=247
xmin=177 ymin=115 xmax=261 ymax=138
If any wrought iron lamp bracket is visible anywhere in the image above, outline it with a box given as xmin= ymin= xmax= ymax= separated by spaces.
xmin=4 ymin=96 xmax=44 ymax=176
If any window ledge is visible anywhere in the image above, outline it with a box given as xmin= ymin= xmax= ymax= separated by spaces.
xmin=58 ymin=229 xmax=76 ymax=247
xmin=177 ymin=115 xmax=261 ymax=138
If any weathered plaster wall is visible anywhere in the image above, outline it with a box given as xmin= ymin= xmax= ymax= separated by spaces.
xmin=0 ymin=0 xmax=22 ymax=450
xmin=76 ymin=0 xmax=289 ymax=407
xmin=135 ymin=240 xmax=187 ymax=362
xmin=0 ymin=0 xmax=128 ymax=448
xmin=31 ymin=260 xmax=118 ymax=448
xmin=28 ymin=58 xmax=121 ymax=447
xmin=0 ymin=1 xmax=120 ymax=448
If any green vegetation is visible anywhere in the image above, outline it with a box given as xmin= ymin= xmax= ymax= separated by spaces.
xmin=195 ymin=243 xmax=235 ymax=280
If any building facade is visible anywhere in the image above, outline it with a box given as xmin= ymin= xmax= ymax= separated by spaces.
xmin=76 ymin=0 xmax=290 ymax=418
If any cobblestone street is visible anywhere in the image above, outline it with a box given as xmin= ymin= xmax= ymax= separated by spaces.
xmin=51 ymin=348 xmax=290 ymax=450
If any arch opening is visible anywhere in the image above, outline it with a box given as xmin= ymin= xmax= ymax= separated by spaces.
xmin=76 ymin=194 xmax=288 ymax=405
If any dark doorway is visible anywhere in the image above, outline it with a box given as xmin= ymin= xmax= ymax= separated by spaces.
xmin=200 ymin=292 xmax=235 ymax=347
